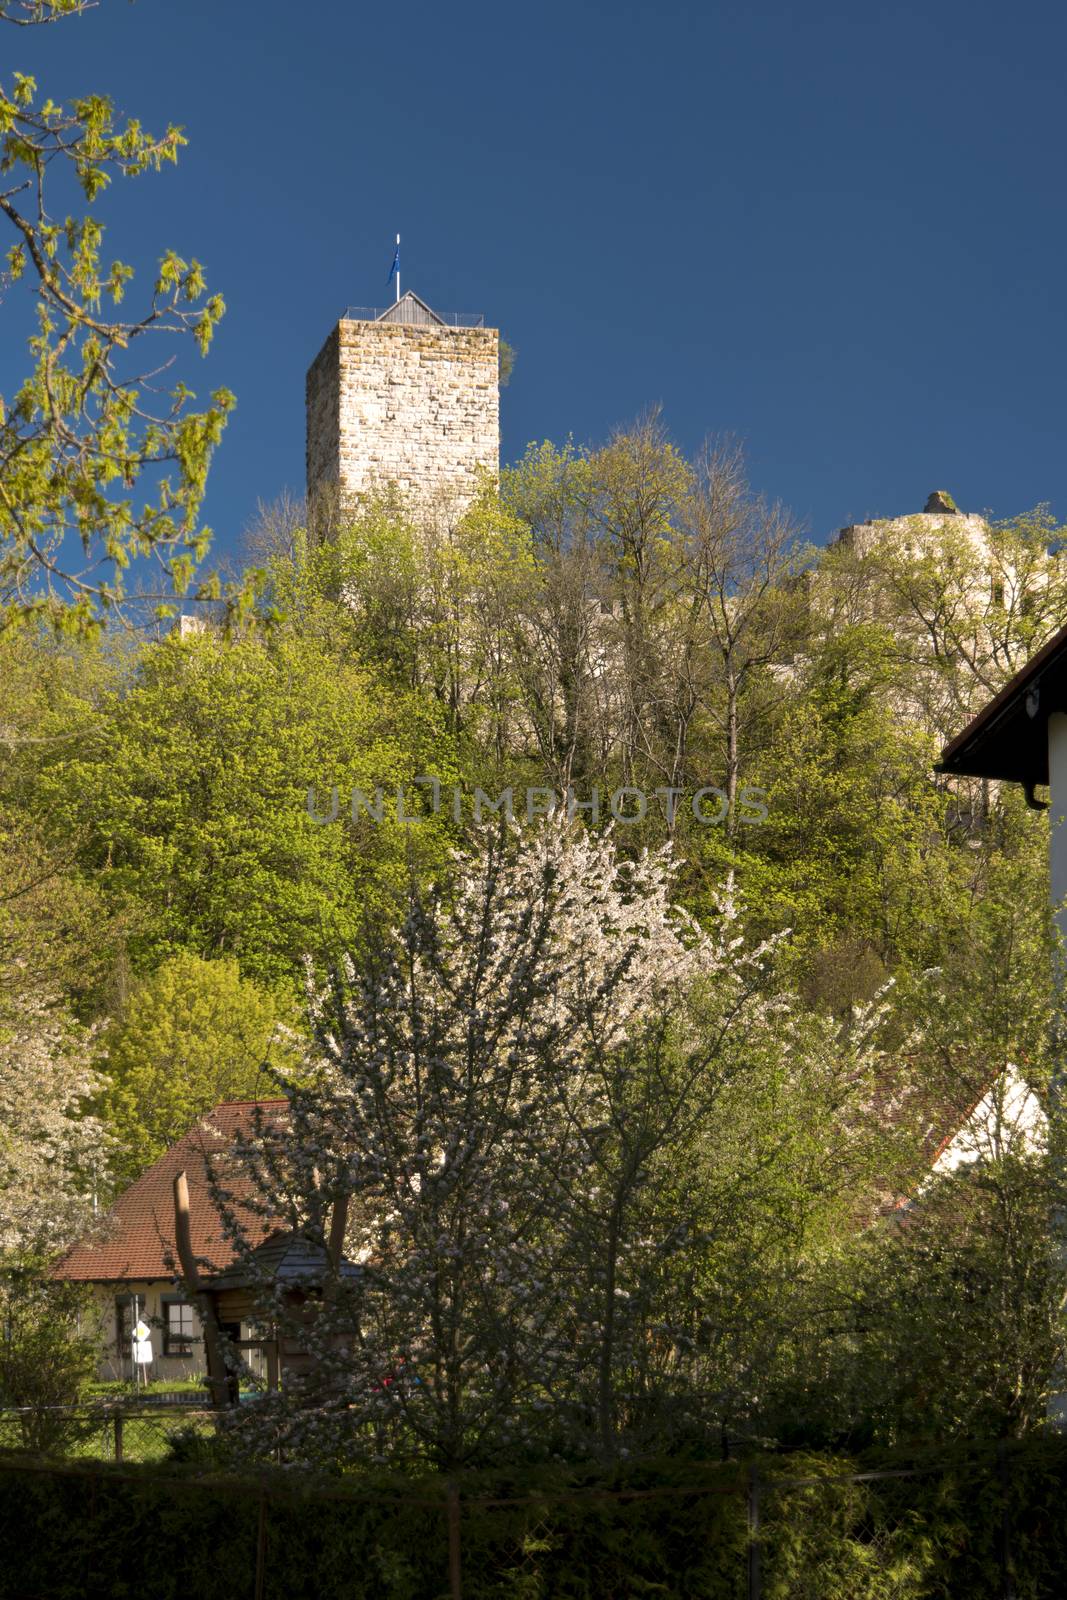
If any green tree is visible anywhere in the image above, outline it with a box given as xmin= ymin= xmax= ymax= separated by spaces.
xmin=269 ymin=480 xmax=535 ymax=763
xmin=503 ymin=417 xmax=697 ymax=799
xmin=0 ymin=625 xmax=135 ymax=1016
xmin=758 ymin=850 xmax=1060 ymax=1448
xmin=31 ymin=629 xmax=459 ymax=991
xmin=101 ymin=952 xmax=284 ymax=1187
xmin=814 ymin=506 xmax=1067 ymax=739
xmin=869 ymin=1151 xmax=1062 ymax=1441
xmin=500 ymin=439 xmax=602 ymax=790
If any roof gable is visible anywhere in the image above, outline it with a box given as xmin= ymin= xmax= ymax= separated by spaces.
xmin=927 ymin=1067 xmax=1045 ymax=1179
xmin=52 ymin=1100 xmax=287 ymax=1284
xmin=376 ymin=291 xmax=444 ymax=326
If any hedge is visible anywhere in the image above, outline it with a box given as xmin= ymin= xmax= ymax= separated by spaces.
xmin=0 ymin=1438 xmax=1065 ymax=1598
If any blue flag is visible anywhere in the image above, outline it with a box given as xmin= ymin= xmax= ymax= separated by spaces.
xmin=388 ymin=239 xmax=400 ymax=283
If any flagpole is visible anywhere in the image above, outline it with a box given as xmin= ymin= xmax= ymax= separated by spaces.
xmin=395 ymin=233 xmax=400 ymax=304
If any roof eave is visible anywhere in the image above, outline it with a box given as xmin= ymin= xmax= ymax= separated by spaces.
xmin=937 ymin=621 xmax=1067 ymax=788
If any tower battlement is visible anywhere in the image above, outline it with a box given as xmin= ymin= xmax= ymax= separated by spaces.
xmin=305 ymin=293 xmax=499 ymax=520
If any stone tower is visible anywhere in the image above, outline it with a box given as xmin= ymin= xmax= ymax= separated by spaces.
xmin=305 ymin=291 xmax=499 ymax=520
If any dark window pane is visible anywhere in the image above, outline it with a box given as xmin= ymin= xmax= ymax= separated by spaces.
xmin=162 ymin=1298 xmax=196 ymax=1356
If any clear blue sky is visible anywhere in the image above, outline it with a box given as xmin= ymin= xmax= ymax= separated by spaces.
xmin=6 ymin=0 xmax=1067 ymax=561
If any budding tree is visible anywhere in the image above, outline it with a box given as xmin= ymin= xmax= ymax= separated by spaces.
xmin=0 ymin=1 xmax=240 ymax=631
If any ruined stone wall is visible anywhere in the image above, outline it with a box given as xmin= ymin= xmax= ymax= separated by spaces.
xmin=305 ymin=318 xmax=499 ymax=518
xmin=834 ymin=510 xmax=993 ymax=562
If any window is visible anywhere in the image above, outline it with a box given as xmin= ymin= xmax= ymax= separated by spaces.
xmin=162 ymin=1297 xmax=196 ymax=1357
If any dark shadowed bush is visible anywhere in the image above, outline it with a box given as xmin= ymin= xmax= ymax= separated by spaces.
xmin=0 ymin=1440 xmax=1065 ymax=1598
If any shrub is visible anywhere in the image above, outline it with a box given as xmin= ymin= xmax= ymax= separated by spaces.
xmin=0 ymin=1271 xmax=97 ymax=1454
xmin=0 ymin=1443 xmax=1064 ymax=1598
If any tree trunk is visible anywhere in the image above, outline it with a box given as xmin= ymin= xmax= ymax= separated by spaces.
xmin=172 ymin=1169 xmax=230 ymax=1409
xmin=725 ymin=664 xmax=739 ymax=838
xmin=597 ymin=1200 xmax=623 ymax=1458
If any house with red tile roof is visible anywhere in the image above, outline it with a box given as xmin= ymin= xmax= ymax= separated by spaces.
xmin=53 ymin=1100 xmax=288 ymax=1383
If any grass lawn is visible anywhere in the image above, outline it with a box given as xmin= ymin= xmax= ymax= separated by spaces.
xmin=86 ymin=1378 xmax=208 ymax=1399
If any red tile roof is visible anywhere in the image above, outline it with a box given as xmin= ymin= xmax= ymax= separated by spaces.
xmin=52 ymin=1100 xmax=288 ymax=1283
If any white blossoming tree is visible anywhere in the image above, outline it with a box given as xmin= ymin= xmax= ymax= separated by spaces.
xmin=0 ymin=979 xmax=106 ymax=1263
xmin=0 ymin=974 xmax=107 ymax=1433
xmin=214 ymin=824 xmax=895 ymax=1468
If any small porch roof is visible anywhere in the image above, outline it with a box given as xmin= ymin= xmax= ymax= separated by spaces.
xmin=205 ymin=1229 xmax=362 ymax=1293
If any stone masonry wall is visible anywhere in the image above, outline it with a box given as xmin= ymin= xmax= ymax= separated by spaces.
xmin=305 ymin=327 xmax=341 ymax=505
xmin=305 ymin=318 xmax=499 ymax=518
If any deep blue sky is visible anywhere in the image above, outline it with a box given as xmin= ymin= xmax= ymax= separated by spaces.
xmin=6 ymin=0 xmax=1066 ymax=563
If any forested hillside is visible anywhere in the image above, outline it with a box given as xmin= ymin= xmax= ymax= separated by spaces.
xmin=3 ymin=417 xmax=1063 ymax=1450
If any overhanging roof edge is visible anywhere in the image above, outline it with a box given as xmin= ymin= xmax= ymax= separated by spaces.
xmin=937 ymin=620 xmax=1067 ymax=781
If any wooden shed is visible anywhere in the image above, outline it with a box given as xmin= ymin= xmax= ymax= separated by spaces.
xmin=203 ymin=1230 xmax=362 ymax=1395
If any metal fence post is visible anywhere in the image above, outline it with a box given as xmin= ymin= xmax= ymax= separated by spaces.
xmin=747 ymin=1462 xmax=762 ymax=1600
xmin=447 ymin=1480 xmax=463 ymax=1600
xmin=113 ymin=1413 xmax=123 ymax=1463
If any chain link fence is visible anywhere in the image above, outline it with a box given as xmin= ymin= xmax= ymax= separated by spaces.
xmin=0 ymin=1401 xmax=211 ymax=1462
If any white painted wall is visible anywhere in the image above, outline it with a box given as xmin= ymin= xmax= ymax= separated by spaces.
xmin=928 ymin=1067 xmax=1046 ymax=1181
xmin=1048 ymin=712 xmax=1067 ymax=942
xmin=80 ymin=1281 xmax=204 ymax=1384
xmin=1045 ymin=711 xmax=1067 ymax=1429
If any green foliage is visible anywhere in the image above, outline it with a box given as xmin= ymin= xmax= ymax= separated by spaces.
xmin=2 ymin=408 xmax=1066 ymax=1469
xmin=1 ymin=1443 xmax=1066 ymax=1598
xmin=0 ymin=3 xmax=94 ymax=26
xmin=0 ymin=2 xmax=254 ymax=631
xmin=754 ymin=843 xmax=1063 ymax=1452
xmin=29 ymin=630 xmax=459 ymax=992
xmin=763 ymin=1166 xmax=1066 ymax=1451
xmin=99 ymin=953 xmax=284 ymax=1187
xmin=0 ymin=1269 xmax=97 ymax=1452
xmin=273 ymin=482 xmax=536 ymax=755
xmin=746 ymin=631 xmax=950 ymax=964
xmin=868 ymin=1156 xmax=1064 ymax=1440
xmin=0 ymin=625 xmax=128 ymax=1015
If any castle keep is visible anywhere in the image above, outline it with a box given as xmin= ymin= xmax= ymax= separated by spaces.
xmin=305 ymin=291 xmax=499 ymax=517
